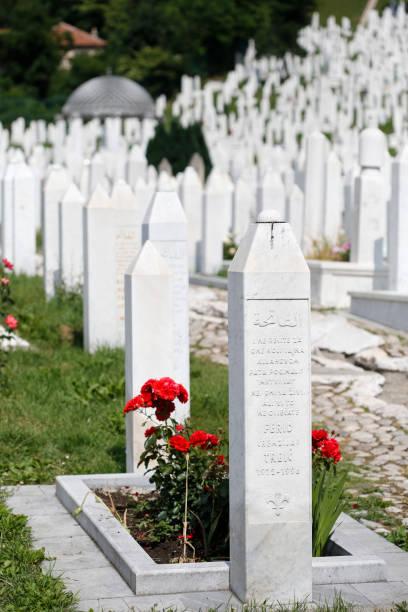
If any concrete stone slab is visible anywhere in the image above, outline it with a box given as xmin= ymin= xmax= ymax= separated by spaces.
xmin=124 ymin=593 xmax=187 ymax=610
xmin=61 ymin=567 xmax=134 ymax=600
xmin=353 ymin=580 xmax=408 ymax=605
xmin=42 ymin=548 xmax=111 ymax=571
xmin=312 ymin=583 xmax=374 ymax=606
xmin=33 ymin=535 xmax=102 ymax=557
xmin=5 ymin=484 xmax=47 ymax=497
xmin=79 ymin=598 xmax=129 ymax=612
xmin=380 ymin=552 xmax=408 ymax=581
xmin=28 ymin=512 xmax=84 ymax=539
xmin=311 ymin=312 xmax=384 ymax=355
xmin=7 ymin=495 xmax=68 ymax=516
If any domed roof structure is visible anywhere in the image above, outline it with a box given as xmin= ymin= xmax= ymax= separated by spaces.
xmin=62 ymin=75 xmax=155 ymax=118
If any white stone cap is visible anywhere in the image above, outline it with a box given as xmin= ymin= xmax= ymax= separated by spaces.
xmin=256 ymin=209 xmax=285 ymax=223
xmin=359 ymin=128 xmax=385 ymax=168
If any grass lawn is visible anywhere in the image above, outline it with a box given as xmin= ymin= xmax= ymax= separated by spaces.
xmin=316 ymin=0 xmax=390 ymax=28
xmin=0 ymin=491 xmax=78 ymax=611
xmin=0 ymin=275 xmax=228 ymax=486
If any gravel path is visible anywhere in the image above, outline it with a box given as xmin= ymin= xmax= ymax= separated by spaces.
xmin=189 ymin=284 xmax=408 ymax=525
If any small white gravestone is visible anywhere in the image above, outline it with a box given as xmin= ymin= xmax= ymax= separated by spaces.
xmin=179 ymin=166 xmax=203 ymax=272
xmin=201 ymin=171 xmax=229 ymax=275
xmin=350 ymin=128 xmax=387 ymax=265
xmin=287 ymin=184 xmax=304 ymax=246
xmin=111 ymin=180 xmax=141 ymax=346
xmin=83 ymin=185 xmax=116 ymax=353
xmin=1 ymin=155 xmax=36 ymax=276
xmin=43 ymin=165 xmax=70 ymax=299
xmin=256 ymin=168 xmax=285 ymax=219
xmin=228 ymin=208 xmax=312 ymax=603
xmin=190 ymin=152 xmax=206 ymax=184
xmin=59 ymin=182 xmax=85 ymax=291
xmin=389 ymin=145 xmax=408 ymax=291
xmin=142 ymin=191 xmax=190 ymax=422
xmin=303 ymin=131 xmax=328 ymax=248
xmin=125 ymin=240 xmax=173 ymax=472
xmin=323 ymin=151 xmax=343 ymax=243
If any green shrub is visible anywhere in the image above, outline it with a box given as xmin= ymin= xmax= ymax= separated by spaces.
xmin=146 ymin=117 xmax=212 ymax=178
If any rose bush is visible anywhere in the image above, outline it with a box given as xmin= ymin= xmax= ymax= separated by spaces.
xmin=124 ymin=377 xmax=229 ymax=560
xmin=0 ymin=258 xmax=18 ymax=369
xmin=312 ymin=428 xmax=347 ymax=556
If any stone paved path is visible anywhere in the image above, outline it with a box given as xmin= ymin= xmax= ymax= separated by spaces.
xmin=189 ymin=284 xmax=408 ymax=525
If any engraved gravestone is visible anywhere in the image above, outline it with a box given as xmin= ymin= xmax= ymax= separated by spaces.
xmin=228 ymin=208 xmax=312 ymax=603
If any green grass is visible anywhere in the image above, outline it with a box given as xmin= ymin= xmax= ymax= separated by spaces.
xmin=0 ymin=497 xmax=78 ymax=611
xmin=0 ymin=274 xmax=229 ymax=486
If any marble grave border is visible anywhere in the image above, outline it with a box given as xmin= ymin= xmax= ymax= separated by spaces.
xmin=56 ymin=473 xmax=387 ymax=596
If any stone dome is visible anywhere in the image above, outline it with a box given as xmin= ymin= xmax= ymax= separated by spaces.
xmin=62 ymin=75 xmax=155 ymax=119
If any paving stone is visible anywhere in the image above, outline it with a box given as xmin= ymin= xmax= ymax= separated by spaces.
xmin=124 ymin=593 xmax=186 ymax=610
xmin=79 ymin=598 xmax=129 ymax=611
xmin=61 ymin=567 xmax=134 ymax=600
xmin=312 ymin=583 xmax=374 ymax=606
xmin=353 ymin=581 xmax=408 ymax=605
xmin=29 ymin=512 xmax=84 ymax=539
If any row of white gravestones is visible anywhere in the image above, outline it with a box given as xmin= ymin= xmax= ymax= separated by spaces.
xmin=124 ymin=191 xmax=190 ymax=471
xmin=0 ymin=150 xmax=36 ymax=276
xmin=83 ymin=182 xmax=141 ymax=352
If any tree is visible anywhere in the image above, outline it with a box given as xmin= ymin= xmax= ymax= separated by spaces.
xmin=0 ymin=0 xmax=61 ymax=98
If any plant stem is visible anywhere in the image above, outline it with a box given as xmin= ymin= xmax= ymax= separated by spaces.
xmin=183 ymin=452 xmax=190 ymax=560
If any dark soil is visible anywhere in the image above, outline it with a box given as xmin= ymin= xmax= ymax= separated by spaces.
xmin=93 ymin=488 xmax=197 ymax=564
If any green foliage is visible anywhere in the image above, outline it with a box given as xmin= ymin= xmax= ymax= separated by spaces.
xmin=117 ymin=46 xmax=184 ymax=98
xmin=0 ymin=0 xmax=61 ymax=98
xmin=386 ymin=526 xmax=408 ymax=552
xmin=49 ymin=53 xmax=109 ymax=97
xmin=313 ymin=469 xmax=347 ymax=557
xmin=146 ymin=117 xmax=212 ymax=178
xmin=138 ymin=417 xmax=229 ymax=559
xmin=0 ymin=503 xmax=77 ymax=610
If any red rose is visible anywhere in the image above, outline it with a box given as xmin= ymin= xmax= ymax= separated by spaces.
xmin=141 ymin=391 xmax=153 ymax=406
xmin=320 ymin=438 xmax=341 ymax=463
xmin=177 ymin=384 xmax=189 ymax=403
xmin=155 ymin=398 xmax=175 ymax=421
xmin=2 ymin=258 xmax=13 ymax=270
xmin=145 ymin=426 xmax=158 ymax=438
xmin=176 ymin=424 xmax=183 ymax=431
xmin=141 ymin=378 xmax=157 ymax=395
xmin=216 ymin=455 xmax=225 ymax=465
xmin=1 ymin=278 xmax=9 ymax=286
xmin=312 ymin=429 xmax=328 ymax=451
xmin=189 ymin=430 xmax=208 ymax=447
xmin=124 ymin=394 xmax=145 ymax=414
xmin=4 ymin=315 xmax=18 ymax=330
xmin=154 ymin=377 xmax=180 ymax=401
xmin=169 ymin=434 xmax=190 ymax=453
xmin=205 ymin=433 xmax=219 ymax=449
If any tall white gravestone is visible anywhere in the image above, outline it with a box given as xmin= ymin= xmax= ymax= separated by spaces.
xmin=228 ymin=209 xmax=312 ymax=603
xmin=59 ymin=182 xmax=85 ymax=291
xmin=142 ymin=191 xmax=190 ymax=422
xmin=125 ymin=241 xmax=173 ymax=471
xmin=389 ymin=146 xmax=408 ymax=291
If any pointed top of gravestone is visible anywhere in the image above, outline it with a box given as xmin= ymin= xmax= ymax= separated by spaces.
xmin=181 ymin=165 xmax=202 ymax=188
xmin=189 ymin=152 xmax=205 ymax=184
xmin=10 ymin=149 xmax=25 ymax=163
xmin=257 ymin=209 xmax=285 ymax=223
xmin=157 ymin=171 xmax=177 ymax=191
xmin=111 ymin=179 xmax=138 ymax=209
xmin=86 ymin=183 xmax=111 ymax=208
xmin=44 ymin=165 xmax=70 ymax=192
xmin=143 ymin=191 xmax=187 ymax=226
xmin=158 ymin=158 xmax=173 ymax=176
xmin=359 ymin=128 xmax=385 ymax=168
xmin=62 ymin=181 xmax=86 ymax=205
xmin=129 ymin=144 xmax=146 ymax=161
xmin=13 ymin=160 xmax=35 ymax=180
xmin=126 ymin=240 xmax=173 ymax=277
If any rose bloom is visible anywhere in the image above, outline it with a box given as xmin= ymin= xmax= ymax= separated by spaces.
xmin=216 ymin=455 xmax=225 ymax=465
xmin=189 ymin=430 xmax=209 ymax=447
xmin=320 ymin=437 xmax=341 ymax=463
xmin=312 ymin=429 xmax=328 ymax=451
xmin=145 ymin=426 xmax=158 ymax=438
xmin=4 ymin=314 xmax=18 ymax=329
xmin=176 ymin=424 xmax=183 ymax=431
xmin=155 ymin=399 xmax=175 ymax=421
xmin=2 ymin=258 xmax=13 ymax=270
xmin=169 ymin=434 xmax=190 ymax=453
xmin=123 ymin=394 xmax=145 ymax=414
xmin=205 ymin=433 xmax=219 ymax=448
xmin=1 ymin=278 xmax=9 ymax=286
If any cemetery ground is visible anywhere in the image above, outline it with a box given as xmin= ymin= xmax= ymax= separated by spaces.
xmin=1 ymin=275 xmax=408 ymax=610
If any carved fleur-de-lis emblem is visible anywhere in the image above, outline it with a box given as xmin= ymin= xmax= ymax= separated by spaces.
xmin=267 ymin=493 xmax=289 ymax=517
